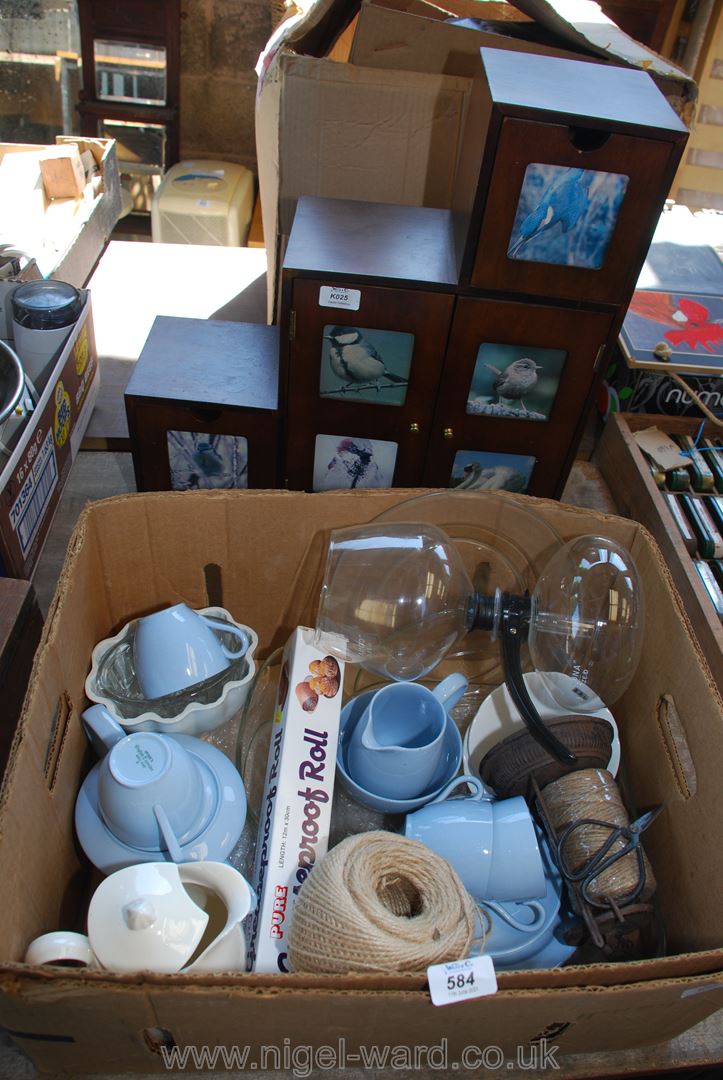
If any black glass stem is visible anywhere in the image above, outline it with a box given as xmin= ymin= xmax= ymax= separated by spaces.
xmin=472 ymin=591 xmax=577 ymax=765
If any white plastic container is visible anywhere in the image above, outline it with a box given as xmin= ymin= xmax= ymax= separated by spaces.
xmin=151 ymin=160 xmax=255 ymax=246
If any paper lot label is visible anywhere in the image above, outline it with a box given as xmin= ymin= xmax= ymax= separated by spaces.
xmin=9 ymin=428 xmax=58 ymax=555
xmin=319 ymin=286 xmax=361 ymax=311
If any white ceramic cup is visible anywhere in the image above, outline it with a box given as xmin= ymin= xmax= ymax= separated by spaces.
xmin=404 ymin=775 xmax=546 ymax=902
xmin=24 ymin=931 xmax=98 ymax=968
xmin=133 ymin=603 xmax=249 ymax=699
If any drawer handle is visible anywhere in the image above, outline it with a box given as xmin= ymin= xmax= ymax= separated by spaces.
xmin=189 ymin=407 xmax=223 ymax=424
xmin=568 ymin=126 xmax=610 ymax=153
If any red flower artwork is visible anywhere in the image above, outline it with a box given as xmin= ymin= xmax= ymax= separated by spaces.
xmin=664 ymin=298 xmax=723 ymax=353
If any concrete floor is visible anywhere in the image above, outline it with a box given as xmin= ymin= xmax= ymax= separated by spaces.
xmin=3 ymin=452 xmax=722 ymax=1079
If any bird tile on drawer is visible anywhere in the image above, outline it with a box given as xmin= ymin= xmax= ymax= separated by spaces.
xmin=453 ymin=48 xmax=688 ymax=307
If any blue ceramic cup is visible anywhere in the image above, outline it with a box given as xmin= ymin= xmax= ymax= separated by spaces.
xmin=404 ymin=775 xmax=546 ymax=902
xmin=83 ymin=705 xmax=213 ymax=859
xmin=133 ymin=603 xmax=249 ymax=699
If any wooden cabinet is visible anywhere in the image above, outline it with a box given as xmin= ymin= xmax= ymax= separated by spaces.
xmin=283 ymin=277 xmax=455 ymax=490
xmin=0 ymin=579 xmax=43 ymax=782
xmin=424 ymin=297 xmax=613 ymax=497
xmin=281 ymin=198 xmax=613 ymax=498
xmin=125 ymin=316 xmax=280 ymax=492
xmin=279 ymin=49 xmax=689 ymax=501
xmin=76 ymin=0 xmax=181 ymax=173
xmin=454 ymin=49 xmax=688 ymax=305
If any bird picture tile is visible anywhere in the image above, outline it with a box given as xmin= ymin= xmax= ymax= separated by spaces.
xmin=313 ymin=434 xmax=398 ymax=491
xmin=508 ymin=164 xmax=629 ymax=270
xmin=319 ymin=325 xmax=413 ymax=406
xmin=466 ymin=343 xmax=567 ymax=421
xmin=450 ymin=450 xmax=536 ymax=493
xmin=620 ymin=291 xmax=723 ymax=373
xmin=167 ymin=431 xmax=249 ymax=490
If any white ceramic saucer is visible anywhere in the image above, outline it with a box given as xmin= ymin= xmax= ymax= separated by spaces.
xmin=337 ymin=691 xmax=462 ymax=814
xmin=75 ymin=735 xmax=247 ymax=874
xmin=463 ymin=671 xmax=620 ymax=784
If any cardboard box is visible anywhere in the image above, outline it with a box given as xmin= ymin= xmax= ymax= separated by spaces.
xmin=0 ymin=138 xmax=120 ymax=287
xmin=0 ymin=293 xmax=99 ymax=578
xmin=1 ymin=489 xmax=723 ymax=1074
xmin=600 ymin=348 xmax=723 ymax=420
xmin=39 ymin=145 xmax=86 ymax=201
xmin=248 ymin=626 xmax=343 ymax=973
xmin=256 ymin=0 xmax=696 ymax=318
xmin=351 ymin=0 xmax=591 ymax=77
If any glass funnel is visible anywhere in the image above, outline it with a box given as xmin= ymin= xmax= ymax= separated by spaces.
xmin=315 ymin=521 xmax=645 ymax=764
xmin=315 ymin=523 xmax=475 ymax=683
xmin=529 ymin=535 xmax=645 ymax=713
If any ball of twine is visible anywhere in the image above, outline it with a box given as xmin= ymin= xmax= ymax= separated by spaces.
xmin=543 ymin=768 xmax=656 ymax=903
xmin=287 ymin=831 xmax=478 ymax=974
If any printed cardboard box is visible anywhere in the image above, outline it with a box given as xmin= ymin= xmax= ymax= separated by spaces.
xmin=0 ymin=138 xmax=120 ymax=287
xmin=0 ymin=293 xmax=98 ymax=578
xmin=0 ymin=489 xmax=723 ymax=1075
xmin=600 ymin=348 xmax=723 ymax=420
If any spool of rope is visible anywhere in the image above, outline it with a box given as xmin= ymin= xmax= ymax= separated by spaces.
xmin=287 ymin=831 xmax=478 ymax=974
xmin=542 ymin=768 xmax=656 ymax=904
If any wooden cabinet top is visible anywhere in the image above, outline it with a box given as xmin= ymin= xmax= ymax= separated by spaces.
xmin=124 ymin=316 xmax=279 ymax=411
xmin=479 ymin=46 xmax=688 ymax=137
xmin=283 ymin=197 xmax=459 ymax=288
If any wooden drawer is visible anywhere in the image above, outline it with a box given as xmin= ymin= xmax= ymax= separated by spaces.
xmin=454 ymin=48 xmax=687 ymax=306
xmin=596 ymin=412 xmax=723 ymax=687
xmin=124 ymin=316 xmax=280 ymax=492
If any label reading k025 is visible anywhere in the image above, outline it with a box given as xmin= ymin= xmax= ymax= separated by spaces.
xmin=319 ymin=286 xmax=361 ymax=311
xmin=427 ymin=955 xmax=497 ymax=1007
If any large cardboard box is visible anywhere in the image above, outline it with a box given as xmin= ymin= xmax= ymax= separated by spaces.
xmin=0 ymin=294 xmax=99 ymax=578
xmin=0 ymin=137 xmax=120 ymax=287
xmin=256 ymin=0 xmax=696 ymax=318
xmin=350 ymin=0 xmax=592 ymax=77
xmin=1 ymin=489 xmax=723 ymax=1074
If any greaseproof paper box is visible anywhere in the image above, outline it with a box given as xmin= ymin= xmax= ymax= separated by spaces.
xmin=1 ymin=489 xmax=723 ymax=1074
xmin=0 ymin=293 xmax=98 ymax=578
xmin=248 ymin=626 xmax=343 ymax=973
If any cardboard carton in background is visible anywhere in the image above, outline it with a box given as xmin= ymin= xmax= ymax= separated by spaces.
xmin=256 ymin=0 xmax=696 ymax=319
xmin=0 ymin=294 xmax=99 ymax=578
xmin=0 ymin=137 xmax=120 ymax=287
xmin=600 ymin=349 xmax=723 ymax=420
xmin=1 ymin=488 xmax=723 ymax=1074
xmin=350 ymin=0 xmax=592 ymax=76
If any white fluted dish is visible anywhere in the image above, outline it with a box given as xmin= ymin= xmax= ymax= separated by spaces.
xmin=85 ymin=606 xmax=257 ymax=736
